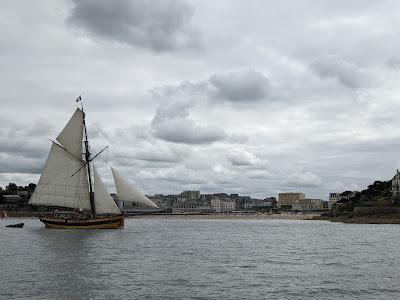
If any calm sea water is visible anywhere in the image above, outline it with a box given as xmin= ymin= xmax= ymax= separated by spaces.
xmin=1 ymin=217 xmax=400 ymax=300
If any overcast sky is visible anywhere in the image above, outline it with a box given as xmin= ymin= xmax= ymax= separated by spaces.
xmin=2 ymin=0 xmax=400 ymax=199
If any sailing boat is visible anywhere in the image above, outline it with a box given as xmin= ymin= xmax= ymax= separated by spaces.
xmin=29 ymin=105 xmax=158 ymax=229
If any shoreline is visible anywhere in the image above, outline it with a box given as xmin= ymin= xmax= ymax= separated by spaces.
xmin=128 ymin=213 xmax=318 ymax=220
xmin=314 ymin=213 xmax=400 ymax=224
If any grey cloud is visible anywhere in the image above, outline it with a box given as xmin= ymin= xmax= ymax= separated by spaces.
xmin=0 ymin=119 xmax=53 ymax=174
xmin=386 ymin=56 xmax=400 ymax=70
xmin=0 ymin=155 xmax=43 ymax=174
xmin=24 ymin=119 xmax=54 ymax=137
xmin=67 ymin=0 xmax=201 ymax=52
xmin=134 ymin=149 xmax=184 ymax=163
xmin=152 ymin=69 xmax=272 ymax=104
xmin=247 ymin=169 xmax=274 ymax=180
xmin=0 ymin=137 xmax=49 ymax=160
xmin=133 ymin=143 xmax=189 ymax=163
xmin=152 ymin=81 xmax=207 ymax=98
xmin=209 ymin=69 xmax=270 ymax=102
xmin=310 ymin=54 xmax=369 ymax=89
xmin=151 ymin=101 xmax=226 ymax=144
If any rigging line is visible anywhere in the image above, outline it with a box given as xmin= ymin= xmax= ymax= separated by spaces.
xmin=89 ymin=146 xmax=109 ymax=162
xmin=68 ymin=145 xmax=111 ymax=178
xmin=70 ymin=163 xmax=87 ymax=178
xmin=84 ymin=113 xmax=140 ymax=179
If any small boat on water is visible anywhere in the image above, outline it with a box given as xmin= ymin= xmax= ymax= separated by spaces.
xmin=28 ymin=99 xmax=158 ymax=229
xmin=5 ymin=223 xmax=24 ymax=228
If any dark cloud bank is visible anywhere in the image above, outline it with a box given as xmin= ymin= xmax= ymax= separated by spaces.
xmin=67 ymin=0 xmax=201 ymax=52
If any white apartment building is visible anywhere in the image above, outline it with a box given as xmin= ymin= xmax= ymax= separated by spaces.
xmin=211 ymin=197 xmax=236 ymax=213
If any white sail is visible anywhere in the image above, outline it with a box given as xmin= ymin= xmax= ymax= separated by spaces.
xmin=111 ymin=167 xmax=159 ymax=208
xmin=29 ymin=143 xmax=90 ymax=210
xmin=56 ymin=108 xmax=84 ymax=158
xmin=93 ymin=166 xmax=121 ymax=214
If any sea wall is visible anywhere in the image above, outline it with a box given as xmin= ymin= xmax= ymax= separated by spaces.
xmin=353 ymin=206 xmax=397 ymax=214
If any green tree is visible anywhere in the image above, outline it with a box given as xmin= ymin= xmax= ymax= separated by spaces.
xmin=28 ymin=183 xmax=36 ymax=193
xmin=6 ymin=183 xmax=18 ymax=191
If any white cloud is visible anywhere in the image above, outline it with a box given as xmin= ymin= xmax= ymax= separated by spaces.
xmin=150 ymin=101 xmax=226 ymax=144
xmin=286 ymin=171 xmax=323 ymax=188
xmin=227 ymin=149 xmax=262 ymax=166
xmin=136 ymin=165 xmax=206 ymax=184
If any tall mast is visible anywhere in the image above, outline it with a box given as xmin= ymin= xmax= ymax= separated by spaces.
xmin=81 ymin=102 xmax=96 ymax=218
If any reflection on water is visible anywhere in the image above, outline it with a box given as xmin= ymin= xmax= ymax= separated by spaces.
xmin=1 ymin=218 xmax=400 ymax=299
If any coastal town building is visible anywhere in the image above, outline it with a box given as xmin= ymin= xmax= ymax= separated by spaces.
xmin=17 ymin=190 xmax=29 ymax=197
xmin=172 ymin=202 xmax=212 ymax=213
xmin=150 ymin=194 xmax=176 ymax=210
xmin=278 ymin=193 xmax=327 ymax=211
xmin=181 ymin=190 xmax=200 ymax=201
xmin=290 ymin=199 xmax=326 ymax=211
xmin=0 ymin=195 xmax=29 ymax=211
xmin=252 ymin=197 xmax=277 ymax=209
xmin=328 ymin=193 xmax=341 ymax=209
xmin=278 ymin=192 xmax=305 ymax=209
xmin=211 ymin=197 xmax=236 ymax=213
xmin=2 ymin=195 xmax=22 ymax=203
xmin=235 ymin=195 xmax=252 ymax=210
xmin=309 ymin=199 xmax=327 ymax=210
xmin=392 ymin=170 xmax=400 ymax=203
xmin=290 ymin=199 xmax=311 ymax=211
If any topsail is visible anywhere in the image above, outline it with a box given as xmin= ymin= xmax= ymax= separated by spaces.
xmin=56 ymin=108 xmax=84 ymax=158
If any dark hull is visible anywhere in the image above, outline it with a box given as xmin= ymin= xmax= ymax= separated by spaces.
xmin=5 ymin=223 xmax=24 ymax=228
xmin=39 ymin=214 xmax=124 ymax=229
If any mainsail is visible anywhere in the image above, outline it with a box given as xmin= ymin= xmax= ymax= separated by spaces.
xmin=29 ymin=108 xmax=90 ymax=210
xmin=111 ymin=167 xmax=159 ymax=208
xmin=93 ymin=166 xmax=121 ymax=214
xmin=29 ymin=143 xmax=90 ymax=209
